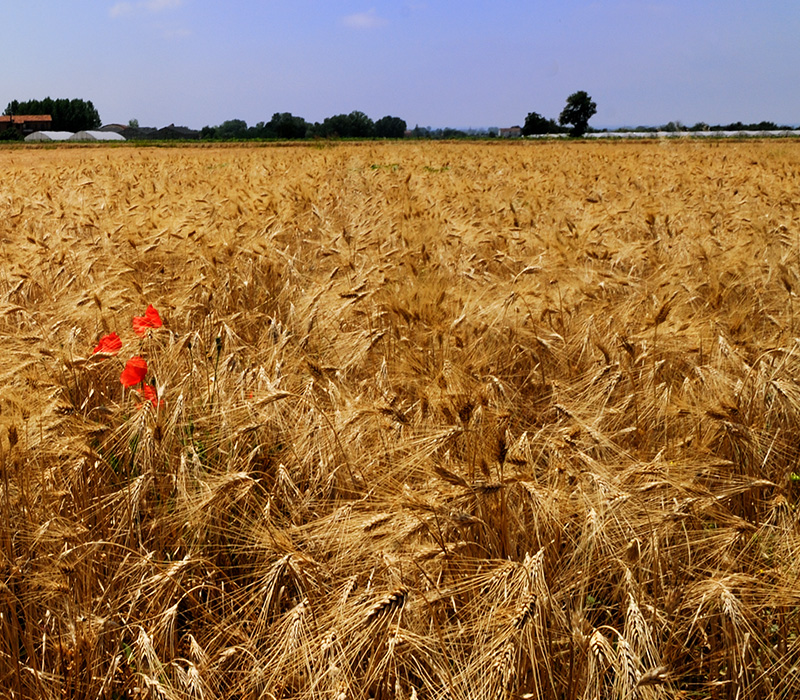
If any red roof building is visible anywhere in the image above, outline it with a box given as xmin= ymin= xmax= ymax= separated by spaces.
xmin=0 ymin=115 xmax=53 ymax=135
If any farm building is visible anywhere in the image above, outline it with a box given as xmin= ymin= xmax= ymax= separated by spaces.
xmin=498 ymin=126 xmax=522 ymax=138
xmin=121 ymin=126 xmax=158 ymax=140
xmin=117 ymin=124 xmax=199 ymax=140
xmin=0 ymin=114 xmax=53 ymax=136
xmin=24 ymin=131 xmax=74 ymax=142
xmin=153 ymin=124 xmax=200 ymax=140
xmin=69 ymin=130 xmax=126 ymax=142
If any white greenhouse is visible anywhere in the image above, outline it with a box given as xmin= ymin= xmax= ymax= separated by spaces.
xmin=24 ymin=131 xmax=74 ymax=142
xmin=69 ymin=130 xmax=126 ymax=142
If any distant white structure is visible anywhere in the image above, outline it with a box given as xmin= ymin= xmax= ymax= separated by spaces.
xmin=585 ymin=130 xmax=800 ymax=139
xmin=525 ymin=130 xmax=800 ymax=140
xmin=69 ymin=130 xmax=126 ymax=141
xmin=24 ymin=131 xmax=74 ymax=141
xmin=499 ymin=126 xmax=522 ymax=138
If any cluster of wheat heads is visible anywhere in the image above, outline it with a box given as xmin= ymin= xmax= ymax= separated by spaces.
xmin=1 ymin=140 xmax=800 ymax=698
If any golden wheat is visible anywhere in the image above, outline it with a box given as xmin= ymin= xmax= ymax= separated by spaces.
xmin=1 ymin=139 xmax=800 ymax=698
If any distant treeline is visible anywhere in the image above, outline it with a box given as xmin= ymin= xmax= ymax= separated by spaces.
xmin=200 ymin=113 xmax=531 ymax=140
xmin=201 ymin=112 xmax=407 ymax=140
xmin=202 ymin=117 xmax=508 ymax=141
xmin=198 ymin=113 xmax=522 ymax=141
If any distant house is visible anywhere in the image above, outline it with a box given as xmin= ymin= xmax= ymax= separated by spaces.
xmin=153 ymin=124 xmax=201 ymax=140
xmin=0 ymin=114 xmax=53 ymax=136
xmin=498 ymin=126 xmax=522 ymax=138
xmin=98 ymin=124 xmax=128 ymax=134
xmin=121 ymin=126 xmax=158 ymax=140
xmin=120 ymin=124 xmax=200 ymax=140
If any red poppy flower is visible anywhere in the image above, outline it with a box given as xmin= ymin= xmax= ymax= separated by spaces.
xmin=120 ymin=356 xmax=148 ymax=387
xmin=92 ymin=332 xmax=122 ymax=356
xmin=137 ymin=384 xmax=164 ymax=409
xmin=132 ymin=304 xmax=163 ymax=337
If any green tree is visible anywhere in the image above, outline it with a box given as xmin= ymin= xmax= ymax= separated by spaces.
xmin=4 ymin=97 xmax=101 ymax=131
xmin=374 ymin=115 xmax=407 ymax=138
xmin=248 ymin=121 xmax=268 ymax=138
xmin=439 ymin=128 xmax=467 ymax=139
xmin=343 ymin=110 xmax=374 ymax=137
xmin=558 ymin=91 xmax=597 ymax=137
xmin=662 ymin=120 xmax=684 ymax=133
xmin=266 ymin=112 xmax=309 ymax=139
xmin=521 ymin=111 xmax=560 ymax=135
xmin=312 ymin=111 xmax=375 ymax=138
xmin=215 ymin=119 xmax=248 ymax=139
xmin=0 ymin=128 xmax=22 ymax=141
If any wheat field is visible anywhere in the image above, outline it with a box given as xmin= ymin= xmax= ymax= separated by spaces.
xmin=2 ymin=140 xmax=800 ymax=699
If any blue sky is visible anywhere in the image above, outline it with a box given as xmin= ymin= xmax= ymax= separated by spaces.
xmin=2 ymin=1 xmax=798 ymax=129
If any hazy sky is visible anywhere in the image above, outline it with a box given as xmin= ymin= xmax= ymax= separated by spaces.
xmin=3 ymin=1 xmax=798 ymax=129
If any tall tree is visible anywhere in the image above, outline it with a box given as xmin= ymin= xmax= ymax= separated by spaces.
xmin=558 ymin=91 xmax=597 ymax=137
xmin=266 ymin=112 xmax=309 ymax=139
xmin=312 ymin=111 xmax=375 ymax=138
xmin=521 ymin=111 xmax=560 ymax=136
xmin=374 ymin=115 xmax=407 ymax=138
xmin=215 ymin=119 xmax=248 ymax=139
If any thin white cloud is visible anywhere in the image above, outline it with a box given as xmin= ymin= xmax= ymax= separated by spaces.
xmin=109 ymin=2 xmax=134 ymax=16
xmin=145 ymin=0 xmax=184 ymax=11
xmin=109 ymin=0 xmax=184 ymax=18
xmin=161 ymin=26 xmax=192 ymax=39
xmin=342 ymin=9 xmax=388 ymax=30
